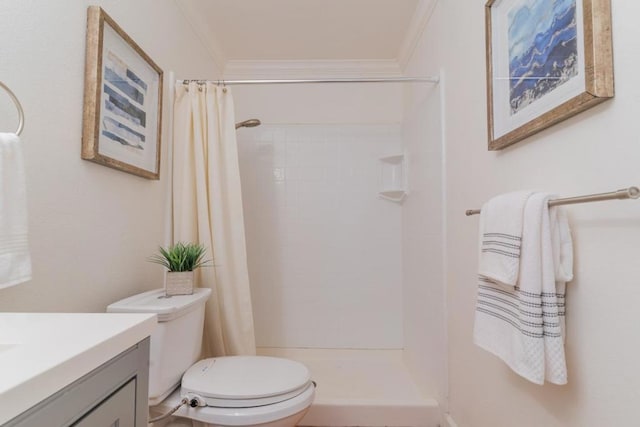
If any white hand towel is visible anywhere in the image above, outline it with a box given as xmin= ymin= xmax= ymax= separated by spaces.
xmin=474 ymin=192 xmax=571 ymax=385
xmin=478 ymin=190 xmax=533 ymax=286
xmin=552 ymin=205 xmax=573 ymax=341
xmin=475 ymin=192 xmax=547 ymax=384
xmin=551 ymin=206 xmax=573 ymax=283
xmin=543 ymin=204 xmax=573 ymax=384
xmin=0 ymin=133 xmax=31 ymax=288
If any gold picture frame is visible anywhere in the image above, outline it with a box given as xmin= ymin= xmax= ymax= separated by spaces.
xmin=82 ymin=6 xmax=163 ymax=179
xmin=486 ymin=0 xmax=614 ymax=150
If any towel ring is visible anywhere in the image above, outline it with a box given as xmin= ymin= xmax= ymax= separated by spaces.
xmin=0 ymin=81 xmax=24 ymax=136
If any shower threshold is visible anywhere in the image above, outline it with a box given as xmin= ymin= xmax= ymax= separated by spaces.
xmin=256 ymin=347 xmax=440 ymax=427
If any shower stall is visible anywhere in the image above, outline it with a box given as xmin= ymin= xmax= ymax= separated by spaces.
xmin=233 ymin=77 xmax=445 ymax=426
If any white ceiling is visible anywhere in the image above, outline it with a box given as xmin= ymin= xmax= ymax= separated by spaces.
xmin=176 ymin=0 xmax=431 ymax=64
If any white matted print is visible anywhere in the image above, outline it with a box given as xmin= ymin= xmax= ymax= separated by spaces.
xmin=485 ymin=0 xmax=614 ymax=150
xmin=82 ymin=6 xmax=163 ymax=179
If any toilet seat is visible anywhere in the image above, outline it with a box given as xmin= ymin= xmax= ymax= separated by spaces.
xmin=181 ymin=356 xmax=312 ymax=408
xmin=171 ymin=382 xmax=315 ymax=426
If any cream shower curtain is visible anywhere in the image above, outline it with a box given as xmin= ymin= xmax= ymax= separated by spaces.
xmin=171 ymin=82 xmax=256 ymax=356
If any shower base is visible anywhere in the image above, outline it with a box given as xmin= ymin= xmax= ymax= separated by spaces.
xmin=256 ymin=347 xmax=440 ymax=427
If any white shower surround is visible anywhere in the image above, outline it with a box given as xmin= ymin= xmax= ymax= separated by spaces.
xmin=237 ymin=123 xmax=404 ymax=349
xmin=233 ymin=73 xmax=445 ymax=425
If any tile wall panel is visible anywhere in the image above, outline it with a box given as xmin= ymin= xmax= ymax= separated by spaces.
xmin=238 ymin=124 xmax=403 ymax=348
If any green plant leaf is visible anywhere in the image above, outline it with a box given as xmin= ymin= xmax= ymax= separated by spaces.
xmin=147 ymin=242 xmax=212 ymax=272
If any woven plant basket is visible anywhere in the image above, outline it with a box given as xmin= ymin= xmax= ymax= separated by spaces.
xmin=165 ymin=271 xmax=194 ymax=296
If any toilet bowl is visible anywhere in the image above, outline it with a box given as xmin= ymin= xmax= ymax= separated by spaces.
xmin=153 ymin=381 xmax=315 ymax=427
xmin=107 ymin=288 xmax=315 ymax=427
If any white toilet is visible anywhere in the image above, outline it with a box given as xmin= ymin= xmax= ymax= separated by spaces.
xmin=107 ymin=288 xmax=315 ymax=427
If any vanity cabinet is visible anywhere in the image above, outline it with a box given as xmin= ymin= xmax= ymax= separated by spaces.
xmin=3 ymin=338 xmax=149 ymax=427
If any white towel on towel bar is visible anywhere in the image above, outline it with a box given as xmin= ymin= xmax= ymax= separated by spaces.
xmin=474 ymin=192 xmax=573 ymax=385
xmin=478 ymin=190 xmax=533 ymax=287
xmin=545 ymin=203 xmax=572 ymax=382
xmin=0 ymin=133 xmax=31 ymax=288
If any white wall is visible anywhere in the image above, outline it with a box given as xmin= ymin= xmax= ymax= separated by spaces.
xmin=0 ymin=0 xmax=220 ymax=312
xmin=427 ymin=1 xmax=640 ymax=425
xmin=237 ymin=123 xmax=404 ymax=349
xmin=401 ymin=4 xmax=447 ymax=404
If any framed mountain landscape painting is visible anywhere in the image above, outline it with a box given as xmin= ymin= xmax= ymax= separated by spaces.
xmin=485 ymin=0 xmax=614 ymax=150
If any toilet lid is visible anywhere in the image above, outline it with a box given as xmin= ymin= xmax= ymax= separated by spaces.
xmin=181 ymin=356 xmax=312 ymax=408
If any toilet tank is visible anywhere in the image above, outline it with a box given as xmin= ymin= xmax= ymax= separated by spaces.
xmin=107 ymin=287 xmax=212 ymax=405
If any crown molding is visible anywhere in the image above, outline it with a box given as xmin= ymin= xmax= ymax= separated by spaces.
xmin=174 ymin=0 xmax=436 ymax=77
xmin=223 ymin=59 xmax=404 ymax=79
xmin=174 ymin=0 xmax=227 ymax=71
xmin=397 ymin=0 xmax=439 ymax=71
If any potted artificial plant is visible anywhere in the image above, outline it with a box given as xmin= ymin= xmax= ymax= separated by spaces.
xmin=149 ymin=242 xmax=211 ymax=296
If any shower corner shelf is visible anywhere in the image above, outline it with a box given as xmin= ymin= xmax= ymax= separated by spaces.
xmin=379 ymin=154 xmax=404 ymax=164
xmin=379 ymin=190 xmax=407 ymax=203
xmin=378 ymin=152 xmax=407 ymax=203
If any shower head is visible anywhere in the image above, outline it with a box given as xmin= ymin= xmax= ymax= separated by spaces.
xmin=235 ymin=119 xmax=261 ymax=129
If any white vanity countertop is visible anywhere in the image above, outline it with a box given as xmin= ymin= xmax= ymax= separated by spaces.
xmin=0 ymin=313 xmax=157 ymax=425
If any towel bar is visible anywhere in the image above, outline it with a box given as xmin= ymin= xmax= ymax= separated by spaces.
xmin=465 ymin=187 xmax=640 ymax=216
xmin=0 ymin=81 xmax=24 ymax=136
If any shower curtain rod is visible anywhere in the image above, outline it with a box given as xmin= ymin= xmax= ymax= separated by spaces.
xmin=177 ymin=76 xmax=440 ymax=85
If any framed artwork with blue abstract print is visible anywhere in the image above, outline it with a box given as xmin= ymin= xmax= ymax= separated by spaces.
xmin=82 ymin=6 xmax=163 ymax=179
xmin=485 ymin=0 xmax=614 ymax=150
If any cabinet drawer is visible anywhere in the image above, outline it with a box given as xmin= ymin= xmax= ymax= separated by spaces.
xmin=74 ymin=379 xmax=136 ymax=427
xmin=3 ymin=338 xmax=149 ymax=427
